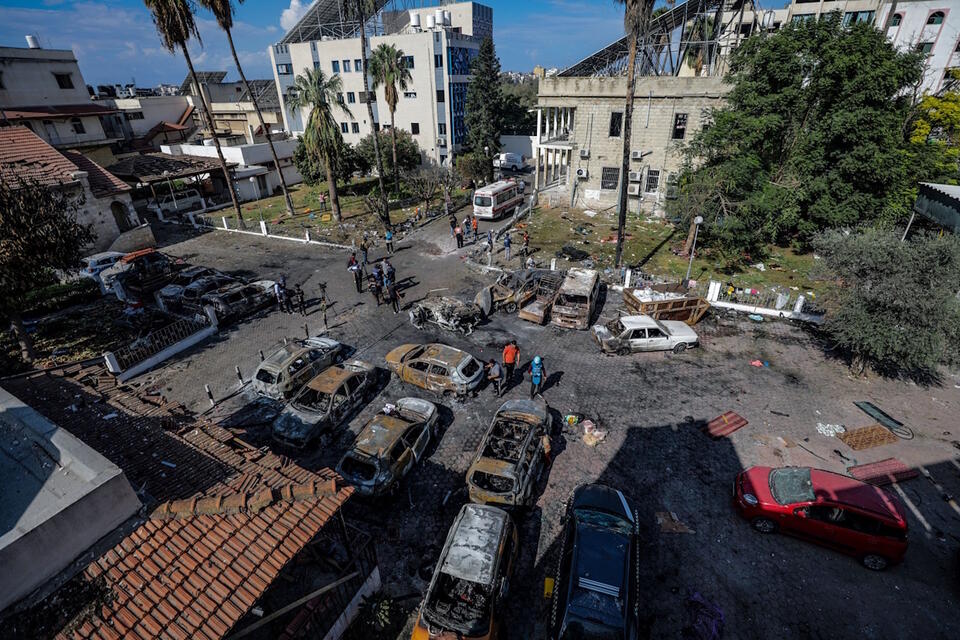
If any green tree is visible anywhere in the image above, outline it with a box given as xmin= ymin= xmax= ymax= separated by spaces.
xmin=368 ymin=43 xmax=412 ymax=195
xmin=356 ymin=129 xmax=420 ymax=179
xmin=455 ymin=152 xmax=489 ymax=187
xmin=0 ymin=177 xmax=95 ymax=363
xmin=814 ymin=228 xmax=960 ymax=380
xmin=287 ymin=68 xmax=351 ymax=221
xmin=293 ymin=138 xmax=364 ymax=187
xmin=671 ymin=16 xmax=925 ymax=260
xmin=197 ymin=0 xmax=295 ymax=217
xmin=500 ymin=78 xmax=538 ymax=136
xmin=346 ymin=0 xmax=390 ymax=227
xmin=144 ymin=0 xmax=244 ymax=226
xmin=465 ymin=37 xmax=503 ymax=183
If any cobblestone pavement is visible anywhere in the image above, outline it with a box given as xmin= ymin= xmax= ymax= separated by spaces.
xmin=143 ymin=220 xmax=960 ymax=639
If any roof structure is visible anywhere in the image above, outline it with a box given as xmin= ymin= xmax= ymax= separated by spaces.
xmin=62 ymin=151 xmax=130 ymax=198
xmin=1 ymin=103 xmax=118 ymax=121
xmin=179 ymin=71 xmax=227 ymax=96
xmin=914 ymin=182 xmax=960 ymax=233
xmin=238 ymin=79 xmax=280 ymax=109
xmin=2 ymin=364 xmax=354 ymax=640
xmin=0 ymin=125 xmax=80 ymax=187
xmin=560 ymin=268 xmax=599 ymax=296
xmin=105 ymin=153 xmax=235 ymax=184
xmin=278 ymin=0 xmax=394 ymax=44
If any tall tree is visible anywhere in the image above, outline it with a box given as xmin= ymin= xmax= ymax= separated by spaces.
xmin=346 ymin=0 xmax=391 ymax=227
xmin=198 ymin=0 xmax=296 ymax=217
xmin=369 ymin=43 xmax=412 ymax=196
xmin=144 ymin=0 xmax=244 ymax=227
xmin=0 ymin=177 xmax=94 ymax=363
xmin=287 ymin=68 xmax=351 ymax=221
xmin=465 ymin=37 xmax=504 ymax=184
xmin=613 ymin=0 xmax=653 ymax=268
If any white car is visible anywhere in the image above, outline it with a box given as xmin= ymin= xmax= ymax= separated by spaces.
xmin=493 ymin=152 xmax=524 ymax=172
xmin=80 ymin=251 xmax=126 ymax=279
xmin=147 ymin=189 xmax=205 ymax=217
xmin=592 ymin=314 xmax=699 ymax=355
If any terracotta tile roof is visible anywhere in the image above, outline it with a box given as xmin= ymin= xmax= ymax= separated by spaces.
xmin=0 ymin=125 xmax=80 ymax=187
xmin=4 ymin=365 xmax=354 ymax=640
xmin=62 ymin=151 xmax=131 ymax=198
xmin=2 ymin=103 xmax=118 ymax=120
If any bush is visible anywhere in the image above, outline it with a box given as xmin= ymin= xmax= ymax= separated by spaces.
xmin=356 ymin=129 xmax=421 ymax=177
xmin=22 ymin=278 xmax=100 ymax=317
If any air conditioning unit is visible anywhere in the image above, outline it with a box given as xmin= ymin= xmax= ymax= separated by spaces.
xmin=437 ymin=136 xmax=447 ymax=147
xmin=630 ymin=150 xmax=644 ymax=160
xmin=627 ymin=184 xmax=641 ymax=196
xmin=576 ymin=168 xmax=589 ymax=180
xmin=579 ymin=148 xmax=590 ymax=159
xmin=628 ymin=171 xmax=643 ymax=182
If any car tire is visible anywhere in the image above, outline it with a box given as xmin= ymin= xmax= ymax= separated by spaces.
xmin=862 ymin=554 xmax=889 ymax=571
xmin=751 ymin=517 xmax=778 ymax=534
xmin=617 ymin=346 xmax=631 ymax=356
xmin=673 ymin=343 xmax=688 ymax=354
xmin=504 ymin=302 xmax=518 ymax=314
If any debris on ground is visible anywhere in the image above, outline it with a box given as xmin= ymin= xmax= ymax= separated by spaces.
xmin=683 ymin=590 xmax=724 ymax=640
xmin=556 ymin=245 xmax=589 ymax=261
xmin=838 ymin=424 xmax=900 ymax=450
xmin=582 ymin=420 xmax=606 ymax=446
xmin=854 ymin=401 xmax=914 ymax=439
xmin=748 ymin=314 xmax=764 ymax=322
xmin=564 ymin=414 xmax=582 ymax=428
xmin=848 ymin=458 xmax=919 ymax=486
xmin=704 ymin=412 xmax=748 ymax=439
xmin=583 ymin=210 xmax=597 ymax=217
xmin=816 ymin=423 xmax=846 ymax=438
xmin=749 ymin=360 xmax=769 ymax=368
xmin=656 ymin=511 xmax=694 ymax=534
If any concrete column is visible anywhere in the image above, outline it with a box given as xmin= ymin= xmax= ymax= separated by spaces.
xmin=536 ymin=108 xmax=543 ymax=144
xmin=534 ymin=147 xmax=541 ymax=191
xmin=553 ymin=108 xmax=558 ymax=140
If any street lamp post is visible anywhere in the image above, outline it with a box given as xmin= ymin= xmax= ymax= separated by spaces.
xmin=163 ymin=170 xmax=179 ymax=212
xmin=684 ymin=215 xmax=704 ymax=284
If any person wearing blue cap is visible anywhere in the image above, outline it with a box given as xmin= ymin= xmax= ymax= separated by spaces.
xmin=529 ymin=355 xmax=545 ymax=399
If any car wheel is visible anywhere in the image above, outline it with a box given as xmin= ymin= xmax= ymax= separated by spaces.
xmin=751 ymin=517 xmax=777 ymax=534
xmin=617 ymin=346 xmax=631 ymax=356
xmin=673 ymin=343 xmax=688 ymax=354
xmin=862 ymin=554 xmax=889 ymax=571
xmin=504 ymin=302 xmax=518 ymax=314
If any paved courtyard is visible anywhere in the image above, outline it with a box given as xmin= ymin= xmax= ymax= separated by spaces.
xmin=136 ymin=219 xmax=960 ymax=639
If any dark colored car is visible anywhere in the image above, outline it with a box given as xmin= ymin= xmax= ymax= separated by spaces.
xmin=179 ymin=274 xmax=240 ymax=313
xmin=550 ymin=484 xmax=639 ymax=640
xmin=104 ymin=249 xmax=181 ymax=300
xmin=199 ymin=279 xmax=276 ymax=324
xmin=734 ymin=466 xmax=908 ymax=570
xmin=156 ymin=266 xmax=222 ymax=311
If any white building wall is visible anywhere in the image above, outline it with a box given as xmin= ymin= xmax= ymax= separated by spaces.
xmin=111 ymin=96 xmax=191 ymax=137
xmin=877 ymin=1 xmax=960 ymax=93
xmin=0 ymin=46 xmax=91 ymax=107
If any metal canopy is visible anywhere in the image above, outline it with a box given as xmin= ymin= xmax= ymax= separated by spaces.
xmin=279 ymin=0 xmax=392 ymax=44
xmin=558 ymin=0 xmax=758 ymax=78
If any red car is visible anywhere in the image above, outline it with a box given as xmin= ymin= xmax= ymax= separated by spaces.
xmin=734 ymin=466 xmax=908 ymax=570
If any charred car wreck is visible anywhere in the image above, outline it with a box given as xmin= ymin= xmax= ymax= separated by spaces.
xmin=467 ymin=398 xmax=552 ymax=508
xmin=385 ymin=343 xmax=483 ymax=397
xmin=409 ymin=296 xmax=484 ymax=335
xmin=475 ymin=269 xmax=556 ymax=316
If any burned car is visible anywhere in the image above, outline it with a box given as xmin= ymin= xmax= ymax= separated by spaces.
xmin=200 ymin=279 xmax=276 ymax=324
xmin=551 ymin=268 xmax=600 ymax=330
xmin=592 ymin=314 xmax=699 ymax=355
xmin=253 ymin=337 xmax=344 ymax=400
xmin=467 ymin=398 xmax=552 ymax=508
xmin=474 ymin=269 xmax=554 ymax=316
xmin=336 ymin=397 xmax=438 ymax=497
xmin=385 ymin=343 xmax=482 ymax=397
xmin=179 ymin=274 xmax=240 ymax=313
xmin=271 ymin=359 xmax=378 ymax=448
xmin=410 ymin=296 xmax=483 ymax=335
xmin=156 ymin=265 xmax=222 ymax=311
xmin=412 ymin=503 xmax=518 ymax=640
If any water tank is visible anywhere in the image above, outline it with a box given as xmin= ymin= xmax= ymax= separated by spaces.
xmin=426 ymin=14 xmax=436 ymax=29
xmin=434 ymin=9 xmax=445 ymax=28
xmin=410 ymin=11 xmax=421 ymax=29
xmin=443 ymin=10 xmax=452 ymax=26
xmin=25 ymin=35 xmax=40 ymax=49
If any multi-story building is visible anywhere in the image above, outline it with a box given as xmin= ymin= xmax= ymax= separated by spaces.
xmin=0 ymin=38 xmax=123 ymax=166
xmin=181 ymin=72 xmax=286 ymax=144
xmin=269 ymin=0 xmax=492 ymax=166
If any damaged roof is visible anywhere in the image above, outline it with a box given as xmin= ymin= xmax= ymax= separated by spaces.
xmin=440 ymin=504 xmax=508 ymax=586
xmin=560 ymin=268 xmax=599 ymax=296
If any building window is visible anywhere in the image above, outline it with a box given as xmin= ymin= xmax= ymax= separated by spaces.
xmin=71 ymin=118 xmax=86 ymax=135
xmin=125 ymin=111 xmax=145 ymax=120
xmin=343 ymin=59 xmax=352 ymax=72
xmin=842 ymin=11 xmax=875 ymax=26
xmin=276 ymin=63 xmax=292 ymax=75
xmin=608 ymin=111 xmax=623 ymax=137
xmin=890 ymin=13 xmax=902 ymax=27
xmin=355 ymin=59 xmax=363 ymax=72
xmin=351 ymin=122 xmax=360 ymax=134
xmin=403 ymin=91 xmax=417 ymax=98
xmin=54 ymin=72 xmax=74 ymax=89
xmin=340 ymin=122 xmax=349 ymax=133
xmin=600 ymin=167 xmax=619 ymax=190
xmin=436 ymin=89 xmax=445 ymax=102
xmin=402 ymin=55 xmax=415 ymax=69
xmin=337 ymin=92 xmax=344 ymax=104
xmin=917 ymin=42 xmax=934 ymax=55
xmin=332 ymin=60 xmax=340 ymax=73
xmin=645 ymin=169 xmax=660 ymax=193
xmin=357 ymin=91 xmax=368 ymax=102
xmin=411 ymin=122 xmax=420 ymax=134
xmin=0 ymin=71 xmax=4 ymax=89
xmin=672 ymin=113 xmax=688 ymax=140
xmin=435 ymin=54 xmax=443 ymax=68
xmin=928 ymin=11 xmax=945 ymax=25
xmin=791 ymin=14 xmax=815 ymax=24
xmin=347 ymin=92 xmax=356 ymax=103
xmin=438 ymin=123 xmax=446 ymax=135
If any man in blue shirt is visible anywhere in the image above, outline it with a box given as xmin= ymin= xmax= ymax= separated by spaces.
xmin=385 ymin=229 xmax=394 ymax=254
xmin=529 ymin=355 xmax=545 ymax=399
xmin=504 ymin=232 xmax=512 ymax=261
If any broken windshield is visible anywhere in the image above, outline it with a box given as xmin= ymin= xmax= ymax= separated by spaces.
xmin=460 ymin=357 xmax=480 ymax=378
xmin=769 ymin=467 xmax=815 ymax=505
xmin=605 ymin=319 xmax=625 ymax=334
xmin=471 ymin=470 xmax=515 ymax=493
xmin=255 ymin=369 xmax=277 ymax=384
xmin=574 ymin=509 xmax=633 ymax=536
xmin=423 ymin=572 xmax=491 ymax=636
xmin=340 ymin=455 xmax=378 ymax=482
xmin=482 ymin=417 xmax=531 ymax=462
xmin=293 ymin=388 xmax=331 ymax=413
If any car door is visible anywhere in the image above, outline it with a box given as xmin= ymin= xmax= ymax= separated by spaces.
xmin=330 ymin=384 xmax=349 ymax=422
xmin=403 ymin=359 xmax=430 ymax=388
xmin=427 ymin=363 xmax=450 ymax=392
xmin=789 ymin=504 xmax=842 ymax=549
xmin=343 ymin=375 xmax=363 ymax=410
xmin=644 ymin=327 xmax=671 ymax=351
xmin=626 ymin=329 xmax=648 ymax=352
xmin=405 ymin=423 xmax=429 ymax=462
xmin=388 ymin=440 xmax=412 ymax=479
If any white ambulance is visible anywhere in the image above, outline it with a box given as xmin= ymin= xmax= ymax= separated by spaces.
xmin=472 ymin=180 xmax=524 ymax=220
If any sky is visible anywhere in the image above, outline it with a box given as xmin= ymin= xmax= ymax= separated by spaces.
xmin=0 ymin=0 xmax=633 ymax=88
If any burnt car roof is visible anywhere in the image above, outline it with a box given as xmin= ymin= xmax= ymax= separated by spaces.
xmin=496 ymin=397 xmax=549 ymax=422
xmin=440 ymin=504 xmax=509 ymax=585
xmin=305 ymin=366 xmax=360 ymax=394
xmin=391 ymin=343 xmax=471 ymax=366
xmin=353 ymin=414 xmax=413 ymax=456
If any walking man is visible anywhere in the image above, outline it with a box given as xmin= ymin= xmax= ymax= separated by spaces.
xmin=485 ymin=359 xmax=503 ymax=396
xmin=504 ymin=232 xmax=512 ymax=261
xmin=528 ymin=355 xmax=545 ymax=399
xmin=471 ymin=216 xmax=479 ymax=242
xmin=368 ymin=274 xmax=382 ymax=306
xmin=359 ymin=239 xmax=369 ymax=265
xmin=385 ymin=277 xmax=400 ymax=314
xmin=294 ymin=284 xmax=306 ymax=316
xmin=502 ymin=340 xmax=519 ymax=385
xmin=348 ymin=253 xmax=363 ymax=294
xmin=319 ymin=294 xmax=329 ymax=330
xmin=455 ymin=224 xmax=464 ymax=249
xmin=486 ymin=229 xmax=493 ymax=252
xmin=385 ymin=229 xmax=394 ymax=254
xmin=383 ymin=258 xmax=396 ymax=284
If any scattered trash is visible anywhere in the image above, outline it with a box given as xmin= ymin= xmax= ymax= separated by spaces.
xmin=583 ymin=210 xmax=597 ymax=217
xmin=102 ymin=412 xmax=118 ymax=420
xmin=683 ymin=590 xmax=724 ymax=640
xmin=770 ymin=410 xmax=790 ymax=417
xmin=751 ymin=262 xmax=766 ymax=272
xmin=704 ymin=412 xmax=748 ymax=438
xmin=564 ymin=414 xmax=582 ymax=427
xmin=854 ymin=401 xmax=914 ymax=440
xmin=749 ymin=360 xmax=769 ymax=368
xmin=748 ymin=314 xmax=764 ymax=322
xmin=556 ymin=245 xmax=589 ymax=261
xmin=816 ymin=423 xmax=846 ymax=437
xmin=656 ymin=511 xmax=694 ymax=534
xmin=838 ymin=425 xmax=899 ymax=450
xmin=160 ymin=460 xmax=177 ymax=468
xmin=796 ymin=442 xmax=828 ymax=461
xmin=582 ymin=420 xmax=606 ymax=446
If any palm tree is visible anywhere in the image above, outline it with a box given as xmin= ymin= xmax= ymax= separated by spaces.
xmin=682 ymin=15 xmax=715 ymax=77
xmin=144 ymin=0 xmax=244 ymax=227
xmin=346 ymin=0 xmax=390 ymax=227
xmin=369 ymin=43 xmax=412 ymax=196
xmin=198 ymin=0 xmax=296 ymax=217
xmin=286 ymin=68 xmax=351 ymax=221
xmin=613 ymin=0 xmax=653 ymax=268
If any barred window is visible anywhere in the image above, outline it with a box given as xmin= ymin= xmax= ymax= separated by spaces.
xmin=601 ymin=167 xmax=619 ymax=190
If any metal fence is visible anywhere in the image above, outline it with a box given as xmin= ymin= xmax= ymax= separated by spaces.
xmin=112 ymin=316 xmax=209 ymax=372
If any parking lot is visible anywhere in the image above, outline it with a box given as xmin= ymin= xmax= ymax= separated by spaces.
xmin=138 ymin=219 xmax=960 ymax=639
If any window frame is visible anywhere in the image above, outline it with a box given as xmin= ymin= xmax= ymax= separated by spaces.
xmin=276 ymin=63 xmax=293 ymax=76
xmin=608 ymin=111 xmax=623 ymax=138
xmin=347 ymin=91 xmax=356 ymax=104
xmin=340 ymin=122 xmax=349 ymax=134
xmin=600 ymin=167 xmax=620 ymax=190
xmin=54 ymin=72 xmax=74 ymax=89
xmin=411 ymin=122 xmax=420 ymax=135
xmin=644 ymin=169 xmax=660 ymax=194
xmin=70 ymin=117 xmax=86 ymax=135
xmin=342 ymin=59 xmax=352 ymax=73
xmin=927 ymin=11 xmax=945 ymax=25
xmin=437 ymin=123 xmax=447 ymax=135
xmin=671 ymin=113 xmax=688 ymax=140
xmin=890 ymin=13 xmax=902 ymax=27
xmin=332 ymin=60 xmax=340 ymax=74
xmin=436 ymin=89 xmax=445 ymax=102
xmin=354 ymin=58 xmax=363 ymax=72
xmin=351 ymin=122 xmax=360 ymax=134
xmin=917 ymin=41 xmax=935 ymax=55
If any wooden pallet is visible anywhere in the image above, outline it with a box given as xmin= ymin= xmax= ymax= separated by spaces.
xmin=847 ymin=458 xmax=918 ymax=486
xmin=704 ymin=411 xmax=748 ymax=439
xmin=838 ymin=424 xmax=899 ymax=451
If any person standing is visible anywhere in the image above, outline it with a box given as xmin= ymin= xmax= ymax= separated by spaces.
xmin=318 ymin=191 xmax=326 ymax=213
xmin=504 ymin=232 xmax=512 ymax=261
xmin=502 ymin=340 xmax=519 ymax=384
xmin=319 ymin=294 xmax=329 ymax=330
xmin=385 ymin=229 xmax=394 ymax=254
xmin=528 ymin=355 xmax=545 ymax=399
xmin=486 ymin=229 xmax=493 ymax=252
xmin=359 ymin=239 xmax=369 ymax=265
xmin=273 ymin=281 xmax=284 ymax=313
xmin=471 ymin=216 xmax=479 ymax=242
xmin=484 ymin=359 xmax=503 ymax=396
xmin=368 ymin=273 xmax=382 ymax=306
xmin=455 ymin=224 xmax=464 ymax=249
xmin=522 ymin=231 xmax=530 ymax=257
xmin=383 ymin=259 xmax=396 ymax=284
xmin=449 ymin=215 xmax=457 ymax=238
xmin=348 ymin=253 xmax=363 ymax=294
xmin=385 ymin=277 xmax=400 ymax=314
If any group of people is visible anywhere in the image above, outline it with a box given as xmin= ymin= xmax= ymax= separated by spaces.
xmin=450 ymin=215 xmax=533 ymax=266
xmin=273 ymin=275 xmax=307 ymax=316
xmin=348 ymin=252 xmax=401 ymax=314
xmin=483 ymin=340 xmax=547 ymax=399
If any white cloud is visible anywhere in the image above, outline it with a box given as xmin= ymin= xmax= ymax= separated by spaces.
xmin=280 ymin=0 xmax=309 ymax=32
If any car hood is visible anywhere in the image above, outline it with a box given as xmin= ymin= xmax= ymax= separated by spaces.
xmin=591 ymin=324 xmax=616 ymax=343
xmin=272 ymin=406 xmax=324 ymax=439
xmin=662 ymin=321 xmax=699 ymax=341
xmin=740 ymin=466 xmax=776 ymax=504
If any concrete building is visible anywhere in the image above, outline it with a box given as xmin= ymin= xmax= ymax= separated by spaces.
xmin=0 ymin=386 xmax=140 ymax=611
xmin=107 ymin=95 xmax=196 ymax=149
xmin=0 ymin=39 xmax=123 ymax=166
xmin=270 ymin=0 xmax=492 ymax=165
xmin=180 ymin=72 xmax=286 ymax=144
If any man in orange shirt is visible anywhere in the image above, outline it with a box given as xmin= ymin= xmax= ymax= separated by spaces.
xmin=502 ymin=340 xmax=519 ymax=384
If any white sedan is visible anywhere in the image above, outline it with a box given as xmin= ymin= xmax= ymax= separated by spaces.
xmin=592 ymin=314 xmax=699 ymax=355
